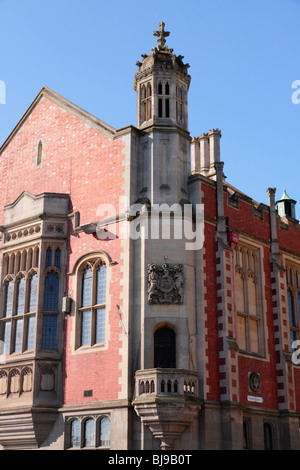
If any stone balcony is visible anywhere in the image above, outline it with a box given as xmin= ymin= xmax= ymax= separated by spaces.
xmin=134 ymin=368 xmax=199 ymax=399
xmin=133 ymin=369 xmax=201 ymax=449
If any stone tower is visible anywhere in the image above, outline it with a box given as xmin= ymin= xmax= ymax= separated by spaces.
xmin=131 ymin=23 xmax=201 ymax=450
xmin=133 ymin=22 xmax=192 ymax=206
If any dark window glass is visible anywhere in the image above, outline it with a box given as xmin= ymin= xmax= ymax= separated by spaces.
xmin=288 ymin=290 xmax=296 ymax=326
xmin=158 ymin=98 xmax=163 ymax=118
xmin=264 ymin=423 xmax=273 ymax=450
xmin=154 ymin=327 xmax=176 ymax=368
xmin=46 ymin=247 xmax=52 ymax=268
xmin=41 ymin=314 xmax=57 ymax=349
xmin=55 ymin=248 xmax=61 ymax=269
xmin=165 ymin=98 xmax=170 ymax=118
xmin=44 ymin=271 xmax=59 ymax=311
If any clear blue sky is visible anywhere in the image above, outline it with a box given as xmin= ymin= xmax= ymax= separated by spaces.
xmin=0 ymin=0 xmax=299 ymax=209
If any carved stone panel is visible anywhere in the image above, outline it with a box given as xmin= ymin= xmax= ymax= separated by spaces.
xmin=22 ymin=368 xmax=33 ymax=393
xmin=148 ymin=263 xmax=183 ymax=304
xmin=40 ymin=368 xmax=55 ymax=391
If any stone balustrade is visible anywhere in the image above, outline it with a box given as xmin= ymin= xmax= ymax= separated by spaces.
xmin=134 ymin=368 xmax=198 ymax=399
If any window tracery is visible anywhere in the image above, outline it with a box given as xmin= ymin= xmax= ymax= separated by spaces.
xmin=67 ymin=415 xmax=111 ymax=449
xmin=286 ymin=265 xmax=300 ymax=350
xmin=141 ymin=82 xmax=152 ymax=123
xmin=1 ymin=245 xmax=40 ymax=355
xmin=234 ymin=244 xmax=264 ymax=355
xmin=75 ymin=255 xmax=108 ymax=349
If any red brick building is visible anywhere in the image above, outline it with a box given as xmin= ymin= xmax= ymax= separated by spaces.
xmin=0 ymin=22 xmax=299 ymax=450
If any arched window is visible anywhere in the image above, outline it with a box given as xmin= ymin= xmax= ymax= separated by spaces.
xmin=45 ymin=247 xmax=52 ymax=269
xmin=286 ymin=266 xmax=300 ymax=350
xmin=16 ymin=252 xmax=21 ymax=273
xmin=37 ymin=140 xmax=43 ymax=166
xmin=234 ymin=246 xmax=263 ymax=355
xmin=28 ymin=273 xmax=38 ymax=313
xmin=1 ymin=246 xmax=40 ymax=358
xmin=154 ymin=327 xmax=176 ymax=368
xmin=82 ymin=267 xmax=93 ymax=307
xmin=4 ymin=280 xmax=14 ymax=317
xmin=78 ymin=259 xmax=107 ymax=348
xmin=264 ymin=422 xmax=273 ymax=450
xmin=243 ymin=420 xmax=251 ymax=449
xmin=140 ymin=82 xmax=152 ymax=124
xmin=16 ymin=277 xmax=26 ymax=315
xmin=84 ymin=418 xmax=95 ymax=447
xmin=288 ymin=289 xmax=297 ymax=349
xmin=99 ymin=417 xmax=110 ymax=447
xmin=70 ymin=419 xmax=80 ymax=448
xmin=54 ymin=248 xmax=61 ymax=269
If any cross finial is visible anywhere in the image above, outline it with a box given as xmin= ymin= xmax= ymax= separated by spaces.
xmin=153 ymin=22 xmax=170 ymax=50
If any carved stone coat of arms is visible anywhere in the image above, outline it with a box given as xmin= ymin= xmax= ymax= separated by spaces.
xmin=147 ymin=263 xmax=183 ymax=304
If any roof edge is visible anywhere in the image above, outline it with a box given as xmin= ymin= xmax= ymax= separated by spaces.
xmin=0 ymin=86 xmax=117 ymax=154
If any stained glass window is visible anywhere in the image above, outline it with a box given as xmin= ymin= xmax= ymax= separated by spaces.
xmin=41 ymin=314 xmax=57 ymax=349
xmin=44 ymin=271 xmax=59 ymax=311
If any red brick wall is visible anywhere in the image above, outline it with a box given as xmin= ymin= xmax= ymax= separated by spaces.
xmin=0 ymin=95 xmax=126 ymax=404
xmin=202 ymin=182 xmax=300 ymax=412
